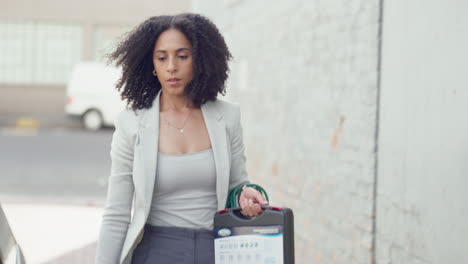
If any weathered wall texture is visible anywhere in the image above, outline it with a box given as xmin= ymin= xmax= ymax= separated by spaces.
xmin=376 ymin=0 xmax=468 ymax=263
xmin=193 ymin=1 xmax=380 ymax=263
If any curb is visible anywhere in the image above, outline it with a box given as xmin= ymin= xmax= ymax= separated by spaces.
xmin=0 ymin=114 xmax=82 ymax=129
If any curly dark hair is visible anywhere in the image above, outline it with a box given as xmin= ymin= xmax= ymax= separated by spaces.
xmin=109 ymin=13 xmax=233 ymax=110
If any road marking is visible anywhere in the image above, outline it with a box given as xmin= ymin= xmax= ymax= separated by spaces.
xmin=16 ymin=118 xmax=40 ymax=128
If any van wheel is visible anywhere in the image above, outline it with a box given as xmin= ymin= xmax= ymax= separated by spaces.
xmin=82 ymin=110 xmax=103 ymax=131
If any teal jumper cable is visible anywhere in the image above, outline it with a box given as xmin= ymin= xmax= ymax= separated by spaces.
xmin=225 ymin=184 xmax=269 ymax=209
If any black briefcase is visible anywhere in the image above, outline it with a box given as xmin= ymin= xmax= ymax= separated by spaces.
xmin=213 ymin=206 xmax=295 ymax=264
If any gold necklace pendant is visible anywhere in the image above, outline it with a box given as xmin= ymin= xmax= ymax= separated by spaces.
xmin=163 ymin=109 xmax=193 ymax=134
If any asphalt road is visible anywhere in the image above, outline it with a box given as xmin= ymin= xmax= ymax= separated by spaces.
xmin=0 ymin=127 xmax=114 ymax=205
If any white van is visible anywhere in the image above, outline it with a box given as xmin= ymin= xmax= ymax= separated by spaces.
xmin=65 ymin=62 xmax=126 ymax=130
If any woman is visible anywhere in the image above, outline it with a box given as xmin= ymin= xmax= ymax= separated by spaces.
xmin=95 ymin=13 xmax=268 ymax=264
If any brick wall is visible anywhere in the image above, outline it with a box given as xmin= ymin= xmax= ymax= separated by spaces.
xmin=193 ymin=1 xmax=380 ymax=263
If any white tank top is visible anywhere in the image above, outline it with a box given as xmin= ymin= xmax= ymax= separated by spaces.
xmin=147 ymin=148 xmax=217 ymax=230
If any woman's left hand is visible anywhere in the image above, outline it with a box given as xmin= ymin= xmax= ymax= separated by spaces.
xmin=239 ymin=187 xmax=269 ymax=217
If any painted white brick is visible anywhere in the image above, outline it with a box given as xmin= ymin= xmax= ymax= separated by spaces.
xmin=194 ymin=1 xmax=380 ymax=263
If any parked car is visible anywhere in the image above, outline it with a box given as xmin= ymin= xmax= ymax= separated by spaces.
xmin=65 ymin=62 xmax=126 ymax=130
xmin=0 ymin=204 xmax=26 ymax=264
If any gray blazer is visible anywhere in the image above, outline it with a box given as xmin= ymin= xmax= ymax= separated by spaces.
xmin=95 ymin=91 xmax=249 ymax=264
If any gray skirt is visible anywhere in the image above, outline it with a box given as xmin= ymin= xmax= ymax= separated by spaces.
xmin=131 ymin=224 xmax=215 ymax=264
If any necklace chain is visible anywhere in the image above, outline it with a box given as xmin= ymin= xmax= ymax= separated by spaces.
xmin=163 ymin=108 xmax=193 ymax=133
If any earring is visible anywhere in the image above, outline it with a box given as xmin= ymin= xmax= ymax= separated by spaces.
xmin=153 ymin=69 xmax=157 ymax=76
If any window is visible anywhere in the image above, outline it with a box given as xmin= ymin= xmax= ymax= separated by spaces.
xmin=0 ymin=21 xmax=82 ymax=84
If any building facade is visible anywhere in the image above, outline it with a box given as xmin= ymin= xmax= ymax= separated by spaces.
xmin=0 ymin=0 xmax=190 ymax=114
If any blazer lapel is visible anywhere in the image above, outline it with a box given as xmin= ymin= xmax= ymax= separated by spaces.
xmin=138 ymin=91 xmax=161 ymax=217
xmin=202 ymin=101 xmax=230 ymax=210
xmin=137 ymin=96 xmax=229 ymax=215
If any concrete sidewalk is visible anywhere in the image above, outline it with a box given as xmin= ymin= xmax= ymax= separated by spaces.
xmin=2 ymin=202 xmax=103 ymax=264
